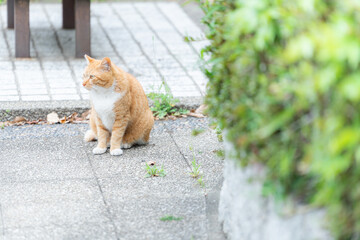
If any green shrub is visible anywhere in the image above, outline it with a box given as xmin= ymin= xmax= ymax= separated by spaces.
xmin=199 ymin=0 xmax=360 ymax=238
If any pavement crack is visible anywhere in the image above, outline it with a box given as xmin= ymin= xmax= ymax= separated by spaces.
xmin=163 ymin=125 xmax=192 ymax=170
xmin=83 ymin=150 xmax=120 ymax=240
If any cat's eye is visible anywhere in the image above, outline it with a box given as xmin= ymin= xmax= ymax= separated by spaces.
xmin=90 ymin=75 xmax=95 ymax=78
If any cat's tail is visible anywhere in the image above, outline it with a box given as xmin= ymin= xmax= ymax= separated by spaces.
xmin=84 ymin=130 xmax=97 ymax=142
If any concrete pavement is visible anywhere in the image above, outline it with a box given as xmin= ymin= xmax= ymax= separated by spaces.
xmin=0 ymin=117 xmax=225 ymax=239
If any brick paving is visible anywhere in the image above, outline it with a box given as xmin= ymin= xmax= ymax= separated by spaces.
xmin=0 ymin=2 xmax=209 ymax=102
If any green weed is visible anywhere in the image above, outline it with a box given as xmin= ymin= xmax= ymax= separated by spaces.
xmin=160 ymin=215 xmax=183 ymax=221
xmin=147 ymin=84 xmax=189 ymax=119
xmin=189 ymin=147 xmax=201 ymax=178
xmin=197 ymin=175 xmax=205 ymax=188
xmin=189 ymin=147 xmax=205 ymax=187
xmin=174 ymin=108 xmax=190 ymax=116
xmin=184 ymin=36 xmax=197 ymax=42
xmin=145 ymin=163 xmax=166 ymax=178
xmin=215 ymin=126 xmax=223 ymax=142
xmin=192 ymin=128 xmax=205 ymax=136
xmin=214 ymin=149 xmax=225 ymax=159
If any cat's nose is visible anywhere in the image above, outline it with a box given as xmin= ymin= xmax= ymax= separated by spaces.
xmin=82 ymin=82 xmax=86 ymax=86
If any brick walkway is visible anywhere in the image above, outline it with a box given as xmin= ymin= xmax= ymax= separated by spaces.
xmin=0 ymin=2 xmax=209 ymax=102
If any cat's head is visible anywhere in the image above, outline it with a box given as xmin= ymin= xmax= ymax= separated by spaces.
xmin=82 ymin=55 xmax=114 ymax=90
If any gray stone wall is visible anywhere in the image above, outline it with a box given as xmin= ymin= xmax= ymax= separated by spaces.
xmin=218 ymin=140 xmax=333 ymax=240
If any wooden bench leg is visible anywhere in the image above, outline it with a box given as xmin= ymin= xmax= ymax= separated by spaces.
xmin=7 ymin=0 xmax=14 ymax=28
xmin=75 ymin=0 xmax=90 ymax=58
xmin=15 ymin=0 xmax=30 ymax=58
xmin=63 ymin=0 xmax=75 ymax=29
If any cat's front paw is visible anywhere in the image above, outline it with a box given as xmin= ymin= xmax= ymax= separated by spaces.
xmin=93 ymin=147 xmax=107 ymax=155
xmin=110 ymin=148 xmax=123 ymax=156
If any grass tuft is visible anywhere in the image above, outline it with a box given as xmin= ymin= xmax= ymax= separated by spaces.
xmin=145 ymin=163 xmax=166 ymax=178
xmin=160 ymin=215 xmax=183 ymax=221
xmin=147 ymin=84 xmax=189 ymax=119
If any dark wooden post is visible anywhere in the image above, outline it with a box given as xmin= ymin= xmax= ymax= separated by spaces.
xmin=7 ymin=0 xmax=14 ymax=28
xmin=15 ymin=0 xmax=30 ymax=58
xmin=63 ymin=0 xmax=75 ymax=29
xmin=75 ymin=0 xmax=90 ymax=58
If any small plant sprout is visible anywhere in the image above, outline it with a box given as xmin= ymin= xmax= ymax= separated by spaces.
xmin=215 ymin=126 xmax=223 ymax=142
xmin=189 ymin=147 xmax=201 ymax=178
xmin=192 ymin=128 xmax=205 ymax=136
xmin=160 ymin=215 xmax=183 ymax=221
xmin=145 ymin=162 xmax=166 ymax=178
xmin=197 ymin=175 xmax=205 ymax=188
xmin=214 ymin=149 xmax=225 ymax=159
xmin=189 ymin=147 xmax=206 ymax=188
xmin=184 ymin=36 xmax=196 ymax=42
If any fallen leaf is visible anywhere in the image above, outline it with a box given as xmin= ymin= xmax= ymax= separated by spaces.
xmin=188 ymin=112 xmax=205 ymax=118
xmin=60 ymin=116 xmax=67 ymax=124
xmin=13 ymin=116 xmax=27 ymax=123
xmin=47 ymin=112 xmax=59 ymax=124
xmin=27 ymin=120 xmax=39 ymax=125
xmin=68 ymin=112 xmax=78 ymax=123
xmin=195 ymin=104 xmax=208 ymax=115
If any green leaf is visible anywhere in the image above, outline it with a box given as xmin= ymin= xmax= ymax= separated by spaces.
xmin=329 ymin=128 xmax=360 ymax=155
xmin=257 ymin=108 xmax=295 ymax=139
xmin=340 ymin=73 xmax=360 ymax=101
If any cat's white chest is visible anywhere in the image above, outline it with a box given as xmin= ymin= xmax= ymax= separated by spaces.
xmin=90 ymin=87 xmax=123 ymax=132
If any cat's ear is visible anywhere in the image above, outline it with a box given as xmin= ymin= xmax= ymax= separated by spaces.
xmin=84 ymin=54 xmax=94 ymax=64
xmin=100 ymin=57 xmax=111 ymax=71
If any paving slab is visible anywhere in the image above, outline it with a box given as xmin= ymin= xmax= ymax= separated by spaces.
xmin=0 ymin=118 xmax=225 ymax=239
xmin=4 ymin=222 xmax=117 ymax=240
xmin=0 ymin=1 xmax=209 ymax=120
xmin=0 ymin=180 xmax=110 ymax=228
xmin=0 ymin=136 xmax=94 ymax=183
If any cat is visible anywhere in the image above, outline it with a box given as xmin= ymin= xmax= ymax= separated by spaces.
xmin=82 ymin=55 xmax=154 ymax=156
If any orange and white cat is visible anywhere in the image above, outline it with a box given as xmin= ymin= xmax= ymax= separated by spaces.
xmin=82 ymin=55 xmax=154 ymax=156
